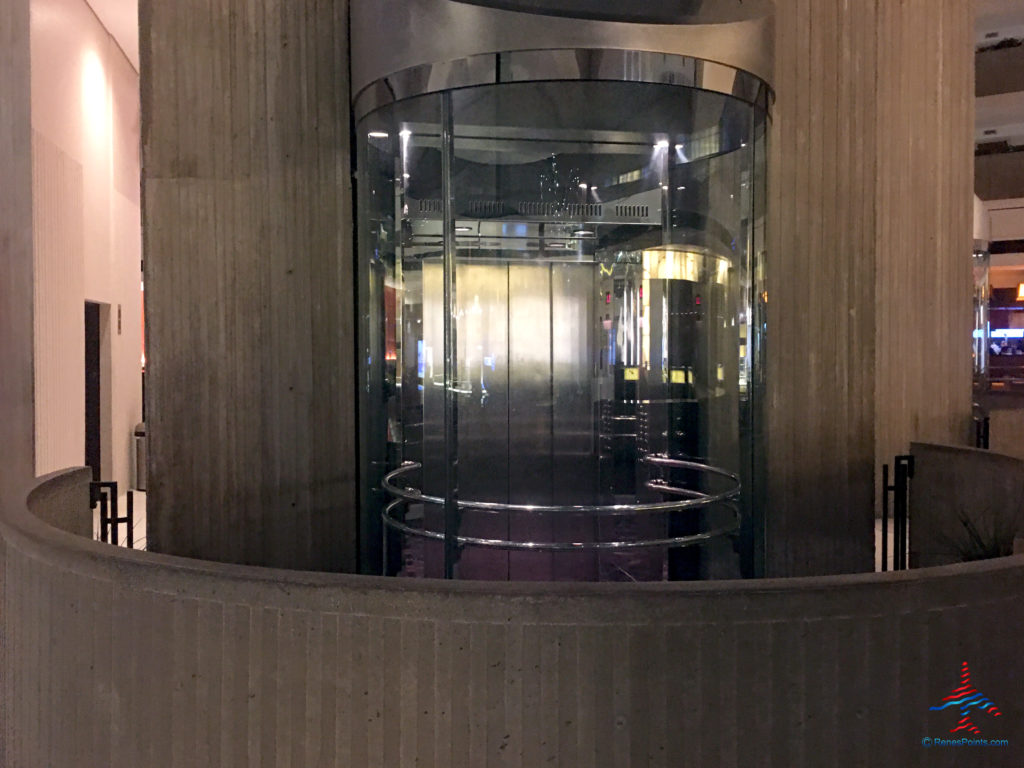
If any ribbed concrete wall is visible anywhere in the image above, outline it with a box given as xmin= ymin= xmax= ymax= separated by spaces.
xmin=4 ymin=469 xmax=1024 ymax=767
xmin=910 ymin=442 xmax=1024 ymax=568
xmin=768 ymin=0 xmax=974 ymax=576
xmin=140 ymin=0 xmax=356 ymax=571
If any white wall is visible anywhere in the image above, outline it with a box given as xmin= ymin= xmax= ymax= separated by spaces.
xmin=30 ymin=0 xmax=142 ymax=488
xmin=987 ymin=198 xmax=1024 ymax=243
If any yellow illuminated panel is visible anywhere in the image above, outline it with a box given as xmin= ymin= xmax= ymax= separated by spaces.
xmin=670 ymin=368 xmax=686 ymax=384
xmin=624 ymin=367 xmax=640 ymax=381
xmin=641 ymin=248 xmax=731 ymax=285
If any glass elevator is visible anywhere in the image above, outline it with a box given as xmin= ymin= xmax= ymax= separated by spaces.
xmin=358 ymin=63 xmax=769 ymax=581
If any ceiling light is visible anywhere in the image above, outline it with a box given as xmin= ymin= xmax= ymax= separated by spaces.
xmin=579 ymin=183 xmax=588 ymax=190
xmin=654 ymin=140 xmax=669 ymax=149
xmin=455 ymin=226 xmax=472 ymax=233
xmin=573 ymin=229 xmax=594 ymax=237
xmin=367 ymin=131 xmax=388 ymax=138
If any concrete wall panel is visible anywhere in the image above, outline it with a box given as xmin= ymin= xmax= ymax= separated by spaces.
xmin=768 ymin=0 xmax=974 ymax=575
xmin=140 ymin=0 xmax=356 ymax=570
xmin=3 ymin=468 xmax=1024 ymax=767
xmin=910 ymin=442 xmax=1024 ymax=567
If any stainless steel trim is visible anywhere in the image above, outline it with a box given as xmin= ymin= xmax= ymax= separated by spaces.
xmin=354 ymin=49 xmax=772 ymax=121
xmin=352 ymin=0 xmax=773 ymax=98
xmin=382 ymin=498 xmax=741 ymax=552
xmin=382 ymin=459 xmax=741 ymax=516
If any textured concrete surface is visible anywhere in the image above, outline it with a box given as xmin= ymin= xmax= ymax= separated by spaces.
xmin=910 ymin=442 xmax=1024 ymax=568
xmin=989 ymin=408 xmax=1024 ymax=462
xmin=3 ymin=468 xmax=1024 ymax=767
xmin=767 ymin=0 xmax=974 ymax=576
xmin=27 ymin=467 xmax=93 ymax=538
xmin=140 ymin=0 xmax=356 ymax=571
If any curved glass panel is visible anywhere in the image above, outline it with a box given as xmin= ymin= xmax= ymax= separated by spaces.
xmin=358 ymin=79 xmax=768 ymax=581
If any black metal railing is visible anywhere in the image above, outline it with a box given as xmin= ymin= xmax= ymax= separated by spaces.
xmin=881 ymin=455 xmax=914 ymax=571
xmin=973 ymin=406 xmax=990 ymax=450
xmin=90 ymin=481 xmax=135 ymax=549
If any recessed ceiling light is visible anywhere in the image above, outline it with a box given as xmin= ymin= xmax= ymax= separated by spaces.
xmin=455 ymin=226 xmax=472 ymax=233
xmin=677 ymin=186 xmax=686 ymax=190
xmin=654 ymin=140 xmax=669 ymax=149
xmin=367 ymin=131 xmax=388 ymax=138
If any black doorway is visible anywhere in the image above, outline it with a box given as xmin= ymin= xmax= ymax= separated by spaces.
xmin=85 ymin=301 xmax=101 ymax=481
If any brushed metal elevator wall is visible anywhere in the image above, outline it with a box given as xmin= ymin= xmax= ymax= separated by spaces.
xmin=420 ymin=260 xmax=599 ymax=580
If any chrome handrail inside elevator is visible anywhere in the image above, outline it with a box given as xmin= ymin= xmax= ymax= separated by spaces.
xmin=380 ymin=456 xmax=741 ymax=554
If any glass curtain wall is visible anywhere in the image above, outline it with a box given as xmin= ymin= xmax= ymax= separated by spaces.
xmin=358 ymin=78 xmax=768 ymax=581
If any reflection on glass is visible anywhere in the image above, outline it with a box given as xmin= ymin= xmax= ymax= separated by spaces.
xmin=973 ymin=250 xmax=990 ymax=389
xmin=358 ymin=79 xmax=768 ymax=581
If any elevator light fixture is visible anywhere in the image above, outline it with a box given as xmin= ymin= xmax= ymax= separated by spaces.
xmin=579 ymin=183 xmax=588 ymax=190
xmin=674 ymin=144 xmax=683 ymax=150
xmin=654 ymin=139 xmax=669 ymax=149
xmin=399 ymin=129 xmax=411 ymax=138
xmin=367 ymin=131 xmax=389 ymax=138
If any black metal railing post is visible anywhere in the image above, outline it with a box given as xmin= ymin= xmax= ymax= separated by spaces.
xmin=882 ymin=455 xmax=914 ymax=571
xmin=881 ymin=464 xmax=890 ymax=572
xmin=974 ymin=416 xmax=991 ymax=449
xmin=90 ymin=481 xmax=133 ymax=548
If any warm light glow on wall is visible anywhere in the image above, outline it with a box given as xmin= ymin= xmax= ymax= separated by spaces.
xmin=641 ymin=248 xmax=730 ymax=285
xmin=81 ymin=50 xmax=109 ymax=139
xmin=1017 ymin=283 xmax=1024 ymax=302
xmin=643 ymin=249 xmax=701 ymax=282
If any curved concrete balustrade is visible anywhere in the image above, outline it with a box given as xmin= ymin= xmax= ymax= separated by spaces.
xmin=3 ymin=467 xmax=1024 ymax=767
xmin=910 ymin=442 xmax=1024 ymax=568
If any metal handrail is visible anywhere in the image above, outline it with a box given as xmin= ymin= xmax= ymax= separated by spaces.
xmin=382 ymin=498 xmax=741 ymax=552
xmin=381 ymin=457 xmax=741 ymax=517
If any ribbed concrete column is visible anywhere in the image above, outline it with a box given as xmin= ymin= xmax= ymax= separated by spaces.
xmin=0 ymin=0 xmax=34 ymax=497
xmin=140 ymin=0 xmax=356 ymax=570
xmin=767 ymin=0 xmax=974 ymax=575
xmin=0 ymin=2 xmax=34 ymax=766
